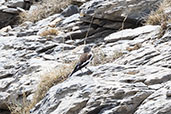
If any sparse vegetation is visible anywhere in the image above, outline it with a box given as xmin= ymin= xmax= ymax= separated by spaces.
xmin=91 ymin=47 xmax=124 ymax=66
xmin=125 ymin=70 xmax=139 ymax=75
xmin=8 ymin=64 xmax=75 ymax=114
xmin=126 ymin=43 xmax=141 ymax=52
xmin=146 ymin=0 xmax=171 ymax=38
xmin=146 ymin=0 xmax=171 ymax=25
xmin=7 ymin=92 xmax=29 ymax=114
xmin=91 ymin=47 xmax=107 ymax=66
xmin=111 ymin=50 xmax=124 ymax=60
xmin=19 ymin=0 xmax=73 ymax=23
xmin=39 ymin=28 xmax=59 ymax=37
xmin=26 ymin=65 xmax=73 ymax=112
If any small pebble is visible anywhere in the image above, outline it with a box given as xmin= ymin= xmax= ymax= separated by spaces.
xmin=166 ymin=90 xmax=171 ymax=97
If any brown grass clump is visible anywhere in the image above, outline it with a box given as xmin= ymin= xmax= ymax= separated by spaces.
xmin=111 ymin=50 xmax=124 ymax=60
xmin=126 ymin=43 xmax=141 ymax=52
xmin=146 ymin=0 xmax=171 ymax=25
xmin=8 ymin=64 xmax=75 ymax=114
xmin=91 ymin=47 xmax=124 ymax=66
xmin=19 ymin=0 xmax=72 ymax=23
xmin=25 ymin=64 xmax=74 ymax=113
xmin=125 ymin=70 xmax=139 ymax=75
xmin=7 ymin=93 xmax=29 ymax=114
xmin=91 ymin=47 xmax=107 ymax=66
xmin=146 ymin=0 xmax=171 ymax=38
xmin=39 ymin=28 xmax=59 ymax=37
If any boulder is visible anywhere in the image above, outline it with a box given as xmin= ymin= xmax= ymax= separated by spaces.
xmin=0 ymin=0 xmax=34 ymax=29
xmin=80 ymin=0 xmax=162 ymax=29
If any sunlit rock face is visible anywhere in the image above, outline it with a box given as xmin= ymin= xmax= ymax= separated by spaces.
xmin=0 ymin=0 xmax=171 ymax=114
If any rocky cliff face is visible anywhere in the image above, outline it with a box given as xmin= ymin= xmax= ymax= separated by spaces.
xmin=0 ymin=0 xmax=171 ymax=114
xmin=0 ymin=0 xmax=36 ymax=29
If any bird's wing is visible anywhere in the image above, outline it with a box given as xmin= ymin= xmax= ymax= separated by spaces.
xmin=68 ymin=53 xmax=93 ymax=77
xmin=79 ymin=53 xmax=93 ymax=68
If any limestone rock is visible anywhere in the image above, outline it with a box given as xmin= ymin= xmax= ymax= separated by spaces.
xmin=30 ymin=64 xmax=156 ymax=114
xmin=135 ymin=82 xmax=171 ymax=114
xmin=0 ymin=0 xmax=33 ymax=29
xmin=104 ymin=25 xmax=160 ymax=43
xmin=80 ymin=0 xmax=162 ymax=29
xmin=0 ymin=92 xmax=10 ymax=110
xmin=61 ymin=5 xmax=79 ymax=17
xmin=0 ymin=0 xmax=171 ymax=114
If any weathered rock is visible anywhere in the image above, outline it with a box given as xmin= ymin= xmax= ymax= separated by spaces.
xmin=61 ymin=5 xmax=79 ymax=17
xmin=0 ymin=0 xmax=5 ymax=5
xmin=0 ymin=25 xmax=12 ymax=36
xmin=166 ymin=90 xmax=171 ymax=98
xmin=81 ymin=0 xmax=161 ymax=21
xmin=0 ymin=34 xmax=69 ymax=111
xmin=80 ymin=0 xmax=162 ymax=29
xmin=72 ymin=0 xmax=88 ymax=6
xmin=0 ymin=0 xmax=171 ymax=114
xmin=17 ymin=30 xmax=38 ymax=37
xmin=30 ymin=64 xmax=158 ymax=114
xmin=26 ymin=21 xmax=171 ymax=114
xmin=0 ymin=10 xmax=18 ymax=29
xmin=7 ymin=0 xmax=25 ymax=8
xmin=6 ymin=0 xmax=33 ymax=9
xmin=0 ymin=70 xmax=13 ymax=79
xmin=104 ymin=25 xmax=160 ymax=43
xmin=0 ymin=78 xmax=15 ymax=90
xmin=0 ymin=0 xmax=34 ymax=29
xmin=0 ymin=92 xmax=10 ymax=110
xmin=135 ymin=82 xmax=171 ymax=114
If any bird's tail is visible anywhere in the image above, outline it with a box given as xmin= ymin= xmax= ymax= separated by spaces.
xmin=68 ymin=65 xmax=79 ymax=77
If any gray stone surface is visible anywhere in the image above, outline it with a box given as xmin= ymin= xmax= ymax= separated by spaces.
xmin=30 ymin=63 xmax=171 ymax=114
xmin=0 ymin=0 xmax=34 ymax=29
xmin=61 ymin=5 xmax=79 ymax=17
xmin=104 ymin=25 xmax=160 ymax=43
xmin=135 ymin=82 xmax=171 ymax=114
xmin=0 ymin=0 xmax=171 ymax=114
xmin=80 ymin=0 xmax=162 ymax=29
xmin=29 ymin=25 xmax=171 ymax=114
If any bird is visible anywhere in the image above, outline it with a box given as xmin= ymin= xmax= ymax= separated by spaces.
xmin=68 ymin=45 xmax=93 ymax=77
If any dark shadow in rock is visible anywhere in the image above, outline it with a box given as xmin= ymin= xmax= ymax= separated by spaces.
xmin=74 ymin=69 xmax=93 ymax=77
xmin=87 ymin=104 xmax=117 ymax=114
xmin=0 ymin=109 xmax=10 ymax=114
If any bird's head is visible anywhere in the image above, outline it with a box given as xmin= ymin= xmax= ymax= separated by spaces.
xmin=83 ymin=45 xmax=91 ymax=53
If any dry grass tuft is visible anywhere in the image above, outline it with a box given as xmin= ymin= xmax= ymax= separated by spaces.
xmin=7 ymin=93 xmax=29 ymax=114
xmin=8 ymin=63 xmax=75 ymax=114
xmin=126 ymin=43 xmax=141 ymax=52
xmin=146 ymin=0 xmax=171 ymax=25
xmin=146 ymin=0 xmax=171 ymax=38
xmin=91 ymin=47 xmax=124 ymax=66
xmin=111 ymin=51 xmax=124 ymax=60
xmin=125 ymin=70 xmax=139 ymax=75
xmin=91 ymin=47 xmax=107 ymax=66
xmin=39 ymin=28 xmax=59 ymax=37
xmin=25 ymin=64 xmax=74 ymax=113
xmin=19 ymin=0 xmax=72 ymax=23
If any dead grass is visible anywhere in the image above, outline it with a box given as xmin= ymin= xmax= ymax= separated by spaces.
xmin=91 ymin=47 xmax=107 ymax=66
xmin=19 ymin=0 xmax=72 ymax=23
xmin=125 ymin=70 xmax=139 ymax=75
xmin=126 ymin=43 xmax=141 ymax=52
xmin=91 ymin=47 xmax=124 ymax=66
xmin=8 ymin=64 xmax=75 ymax=114
xmin=7 ymin=93 xmax=29 ymax=114
xmin=26 ymin=64 xmax=74 ymax=113
xmin=146 ymin=0 xmax=171 ymax=38
xmin=146 ymin=0 xmax=171 ymax=25
xmin=39 ymin=28 xmax=59 ymax=37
